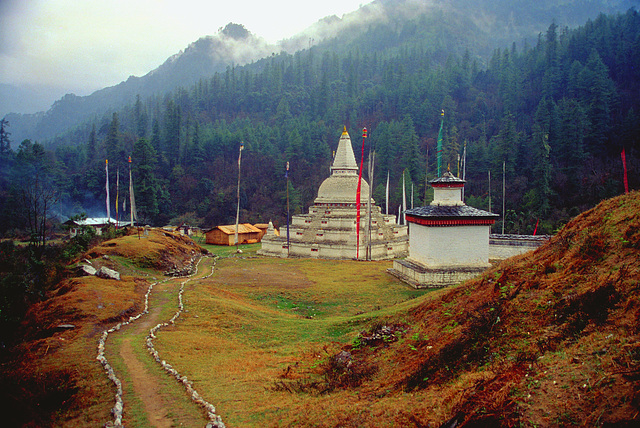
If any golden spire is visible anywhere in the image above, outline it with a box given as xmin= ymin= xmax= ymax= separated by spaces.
xmin=342 ymin=125 xmax=348 ymax=135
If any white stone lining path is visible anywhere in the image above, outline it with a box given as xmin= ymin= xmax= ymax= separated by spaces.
xmin=97 ymin=255 xmax=225 ymax=428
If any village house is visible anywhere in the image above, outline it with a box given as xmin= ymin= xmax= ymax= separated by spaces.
xmin=205 ymin=223 xmax=262 ymax=246
xmin=64 ymin=217 xmax=125 ymax=237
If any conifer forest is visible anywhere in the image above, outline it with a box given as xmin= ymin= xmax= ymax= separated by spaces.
xmin=1 ymin=10 xmax=639 ymax=237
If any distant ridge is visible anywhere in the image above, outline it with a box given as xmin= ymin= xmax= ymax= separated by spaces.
xmin=3 ymin=0 xmax=637 ymax=144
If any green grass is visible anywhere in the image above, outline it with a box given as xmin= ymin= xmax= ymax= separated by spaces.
xmin=199 ymin=242 xmax=262 ymax=257
xmin=153 ymin=255 xmax=436 ymax=427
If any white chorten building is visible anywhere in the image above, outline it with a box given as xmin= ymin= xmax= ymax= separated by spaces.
xmin=259 ymin=127 xmax=408 ymax=260
xmin=389 ymin=170 xmax=499 ymax=288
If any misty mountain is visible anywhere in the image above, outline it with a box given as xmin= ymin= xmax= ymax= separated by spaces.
xmin=4 ymin=23 xmax=278 ymax=144
xmin=0 ymin=84 xmax=64 ymax=117
xmin=4 ymin=0 xmax=638 ymax=145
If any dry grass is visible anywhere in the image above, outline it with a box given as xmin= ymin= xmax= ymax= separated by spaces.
xmin=4 ymin=192 xmax=640 ymax=427
xmin=154 ymin=255 xmax=431 ymax=427
xmin=158 ymin=191 xmax=640 ymax=427
xmin=0 ymin=228 xmax=205 ymax=426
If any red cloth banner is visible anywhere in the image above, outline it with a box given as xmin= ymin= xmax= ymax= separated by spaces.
xmin=622 ymin=148 xmax=629 ymax=194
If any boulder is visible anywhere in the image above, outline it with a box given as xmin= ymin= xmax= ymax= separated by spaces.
xmin=78 ymin=264 xmax=97 ymax=276
xmin=97 ymin=266 xmax=120 ymax=281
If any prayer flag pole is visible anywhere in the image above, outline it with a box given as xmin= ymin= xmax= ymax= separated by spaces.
xmin=105 ymin=159 xmax=110 ymax=222
xmin=286 ymin=161 xmax=290 ymax=256
xmin=115 ymin=169 xmax=119 ymax=228
xmin=402 ymin=170 xmax=407 ymax=224
xmin=235 ymin=142 xmax=244 ymax=250
xmin=385 ymin=171 xmax=389 ymax=215
xmin=367 ymin=149 xmax=375 ymax=260
xmin=622 ymin=147 xmax=629 ymax=194
xmin=436 ymin=110 xmax=444 ymax=177
xmin=356 ymin=127 xmax=367 ymax=260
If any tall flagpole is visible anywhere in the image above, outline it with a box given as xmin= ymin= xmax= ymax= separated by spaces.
xmin=129 ymin=156 xmax=135 ymax=228
xmin=411 ymin=182 xmax=414 ymax=209
xmin=356 ymin=127 xmax=367 ymax=260
xmin=488 ymin=170 xmax=492 ymax=213
xmin=286 ymin=161 xmax=290 ymax=256
xmin=622 ymin=147 xmax=629 ymax=194
xmin=235 ymin=142 xmax=244 ymax=250
xmin=367 ymin=149 xmax=375 ymax=260
xmin=115 ymin=169 xmax=119 ymax=228
xmin=502 ymin=161 xmax=506 ymax=235
xmin=105 ymin=159 xmax=110 ymax=222
xmin=402 ymin=170 xmax=407 ymax=224
xmin=385 ymin=171 xmax=389 ymax=215
xmin=424 ymin=147 xmax=429 ymax=206
xmin=436 ymin=110 xmax=445 ymax=177
xmin=462 ymin=141 xmax=467 ymax=202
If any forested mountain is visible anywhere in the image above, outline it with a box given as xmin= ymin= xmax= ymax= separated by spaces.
xmin=4 ymin=0 xmax=637 ymax=143
xmin=1 ymin=3 xmax=639 ymax=238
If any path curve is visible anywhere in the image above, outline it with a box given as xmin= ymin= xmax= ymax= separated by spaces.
xmin=119 ymin=298 xmax=173 ymax=427
xmin=98 ymin=255 xmax=224 ymax=428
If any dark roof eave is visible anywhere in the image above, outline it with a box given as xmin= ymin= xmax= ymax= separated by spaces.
xmin=406 ymin=206 xmax=499 ymax=218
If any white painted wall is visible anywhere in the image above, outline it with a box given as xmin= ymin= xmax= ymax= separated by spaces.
xmin=432 ymin=187 xmax=463 ymax=205
xmin=408 ymin=223 xmax=490 ymax=268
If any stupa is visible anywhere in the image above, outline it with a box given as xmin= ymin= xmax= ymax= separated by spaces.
xmin=259 ymin=127 xmax=408 ymax=260
xmin=389 ymin=170 xmax=499 ymax=288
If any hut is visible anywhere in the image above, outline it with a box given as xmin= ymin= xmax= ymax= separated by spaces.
xmin=205 ymin=223 xmax=262 ymax=246
xmin=64 ymin=217 xmax=122 ymax=237
xmin=254 ymin=223 xmax=270 ymax=240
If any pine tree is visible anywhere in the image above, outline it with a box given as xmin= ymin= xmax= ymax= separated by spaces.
xmin=132 ymin=138 xmax=160 ymax=224
xmin=164 ymin=100 xmax=181 ymax=168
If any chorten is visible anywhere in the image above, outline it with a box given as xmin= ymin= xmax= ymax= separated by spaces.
xmin=389 ymin=170 xmax=499 ymax=288
xmin=259 ymin=127 xmax=408 ymax=260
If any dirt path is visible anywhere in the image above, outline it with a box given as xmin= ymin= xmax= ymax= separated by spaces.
xmin=119 ymin=297 xmax=173 ymax=428
xmin=113 ymin=276 xmax=208 ymax=428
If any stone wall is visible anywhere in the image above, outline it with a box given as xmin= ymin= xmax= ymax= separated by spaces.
xmin=389 ymin=259 xmax=486 ymax=288
xmin=489 ymin=234 xmax=550 ymax=261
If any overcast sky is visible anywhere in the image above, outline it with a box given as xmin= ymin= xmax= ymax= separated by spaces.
xmin=0 ymin=0 xmax=366 ymax=96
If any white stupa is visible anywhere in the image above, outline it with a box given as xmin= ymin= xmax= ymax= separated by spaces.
xmin=389 ymin=170 xmax=499 ymax=288
xmin=259 ymin=127 xmax=408 ymax=260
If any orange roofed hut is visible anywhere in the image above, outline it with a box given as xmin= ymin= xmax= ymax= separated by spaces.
xmin=205 ymin=223 xmax=262 ymax=245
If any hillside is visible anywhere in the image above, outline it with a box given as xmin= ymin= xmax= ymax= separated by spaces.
xmin=0 ymin=228 xmax=206 ymax=427
xmin=4 ymin=0 xmax=636 ymax=144
xmin=2 ymin=6 xmax=638 ymax=243
xmin=1 ymin=191 xmax=638 ymax=426
xmin=276 ymin=190 xmax=640 ymax=426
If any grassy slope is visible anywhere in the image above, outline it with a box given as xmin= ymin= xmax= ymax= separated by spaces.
xmin=3 ymin=191 xmax=639 ymax=426
xmin=0 ymin=228 xmax=206 ymax=426
xmin=156 ymin=255 xmax=428 ymax=427
xmin=265 ymin=191 xmax=640 ymax=427
xmin=162 ymin=191 xmax=640 ymax=427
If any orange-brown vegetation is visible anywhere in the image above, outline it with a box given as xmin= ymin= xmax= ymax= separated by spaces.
xmin=276 ymin=191 xmax=640 ymax=427
xmin=0 ymin=228 xmax=205 ymax=426
xmin=2 ymin=190 xmax=640 ymax=427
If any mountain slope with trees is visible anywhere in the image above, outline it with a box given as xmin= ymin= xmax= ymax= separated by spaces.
xmin=4 ymin=0 xmax=636 ymax=142
xmin=0 ymin=5 xmax=639 ymax=237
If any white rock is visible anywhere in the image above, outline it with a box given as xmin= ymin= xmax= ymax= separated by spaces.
xmin=97 ymin=266 xmax=121 ymax=281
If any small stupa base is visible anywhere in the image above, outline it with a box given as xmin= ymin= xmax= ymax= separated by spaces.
xmin=389 ymin=259 xmax=488 ymax=289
